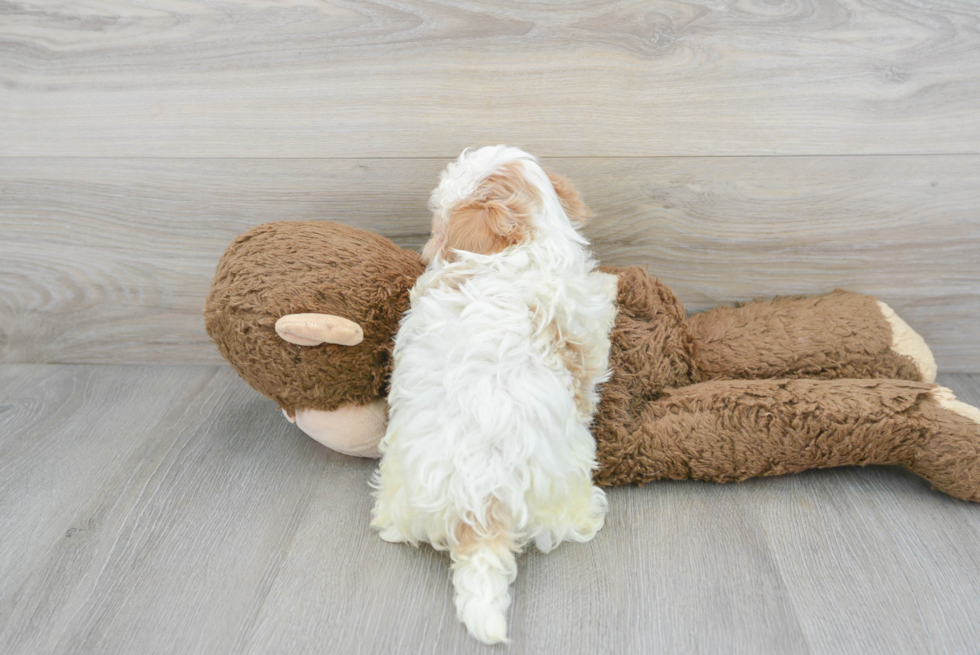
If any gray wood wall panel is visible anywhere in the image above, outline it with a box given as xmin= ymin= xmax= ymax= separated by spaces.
xmin=2 ymin=364 xmax=980 ymax=653
xmin=2 ymin=156 xmax=978 ymax=370
xmin=2 ymin=0 xmax=979 ymax=157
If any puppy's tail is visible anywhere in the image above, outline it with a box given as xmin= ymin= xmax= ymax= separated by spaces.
xmin=451 ymin=516 xmax=518 ymax=645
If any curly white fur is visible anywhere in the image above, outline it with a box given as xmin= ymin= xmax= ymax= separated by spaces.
xmin=371 ymin=146 xmax=616 ymax=644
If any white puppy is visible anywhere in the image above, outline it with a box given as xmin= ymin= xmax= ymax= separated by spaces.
xmin=371 ymin=146 xmax=617 ymax=644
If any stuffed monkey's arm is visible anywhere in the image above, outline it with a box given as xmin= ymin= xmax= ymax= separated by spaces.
xmin=592 ymin=377 xmax=980 ymax=502
xmin=686 ymin=291 xmax=936 ymax=383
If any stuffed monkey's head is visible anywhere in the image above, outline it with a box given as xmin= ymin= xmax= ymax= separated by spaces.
xmin=204 ymin=221 xmax=425 ymax=416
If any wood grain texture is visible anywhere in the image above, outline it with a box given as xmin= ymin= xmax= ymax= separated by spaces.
xmin=0 ymin=364 xmax=333 ymax=654
xmin=2 ymin=364 xmax=980 ymax=653
xmin=2 ymin=0 xmax=979 ymax=157
xmin=2 ymin=156 xmax=978 ymax=370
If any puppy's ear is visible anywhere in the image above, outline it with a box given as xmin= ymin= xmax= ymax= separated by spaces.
xmin=443 ymin=162 xmax=537 ymax=259
xmin=547 ymin=171 xmax=592 ymax=226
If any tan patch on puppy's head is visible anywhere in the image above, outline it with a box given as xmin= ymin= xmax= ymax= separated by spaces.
xmin=439 ymin=161 xmax=539 ymax=261
xmin=546 ymin=170 xmax=592 ymax=226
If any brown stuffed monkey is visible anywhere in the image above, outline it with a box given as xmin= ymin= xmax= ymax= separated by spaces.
xmin=204 ymin=221 xmax=980 ymax=502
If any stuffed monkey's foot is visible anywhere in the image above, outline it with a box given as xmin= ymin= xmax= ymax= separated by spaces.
xmin=933 ymin=387 xmax=980 ymax=424
xmin=915 ymin=387 xmax=980 ymax=502
xmin=281 ymin=399 xmax=386 ymax=457
xmin=877 ymin=301 xmax=937 ymax=383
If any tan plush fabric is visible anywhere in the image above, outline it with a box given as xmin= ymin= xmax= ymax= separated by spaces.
xmin=275 ymin=313 xmax=364 ymax=347
xmin=287 ymin=401 xmax=387 ymax=458
xmin=877 ymin=300 xmax=938 ymax=382
xmin=205 ymin=221 xmax=980 ymax=501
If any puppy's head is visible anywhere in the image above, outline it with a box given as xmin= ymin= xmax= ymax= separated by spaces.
xmin=422 ymin=146 xmax=591 ymax=264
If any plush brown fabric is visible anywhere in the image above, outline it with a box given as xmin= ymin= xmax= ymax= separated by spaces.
xmin=592 ymin=378 xmax=980 ymax=502
xmin=688 ymin=291 xmax=923 ymax=382
xmin=590 ymin=264 xmax=956 ymax=488
xmin=204 ymin=221 xmax=424 ymax=416
xmin=205 ymin=221 xmax=980 ymax=501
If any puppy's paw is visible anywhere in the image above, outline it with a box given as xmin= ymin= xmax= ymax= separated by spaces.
xmin=377 ymin=524 xmax=411 ymax=544
xmin=533 ymin=484 xmax=608 ymax=550
xmin=567 ymin=484 xmax=609 ymax=543
xmin=533 ymin=531 xmax=557 ymax=554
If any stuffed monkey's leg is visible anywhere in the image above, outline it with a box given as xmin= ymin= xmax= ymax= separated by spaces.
xmin=593 ymin=378 xmax=980 ymax=502
xmin=687 ymin=291 xmax=936 ymax=383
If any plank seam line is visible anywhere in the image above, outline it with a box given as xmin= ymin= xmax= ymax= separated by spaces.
xmin=2 ymin=153 xmax=980 ymax=162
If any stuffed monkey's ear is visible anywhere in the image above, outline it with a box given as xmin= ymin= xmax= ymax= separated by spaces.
xmin=443 ymin=163 xmax=536 ymax=258
xmin=547 ymin=170 xmax=592 ymax=226
xmin=276 ymin=313 xmax=363 ymax=346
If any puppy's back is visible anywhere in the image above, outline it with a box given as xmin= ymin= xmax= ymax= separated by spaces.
xmin=386 ymin=260 xmax=588 ymax=520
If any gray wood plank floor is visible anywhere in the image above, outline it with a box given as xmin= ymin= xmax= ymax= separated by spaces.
xmin=2 ymin=364 xmax=980 ymax=654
